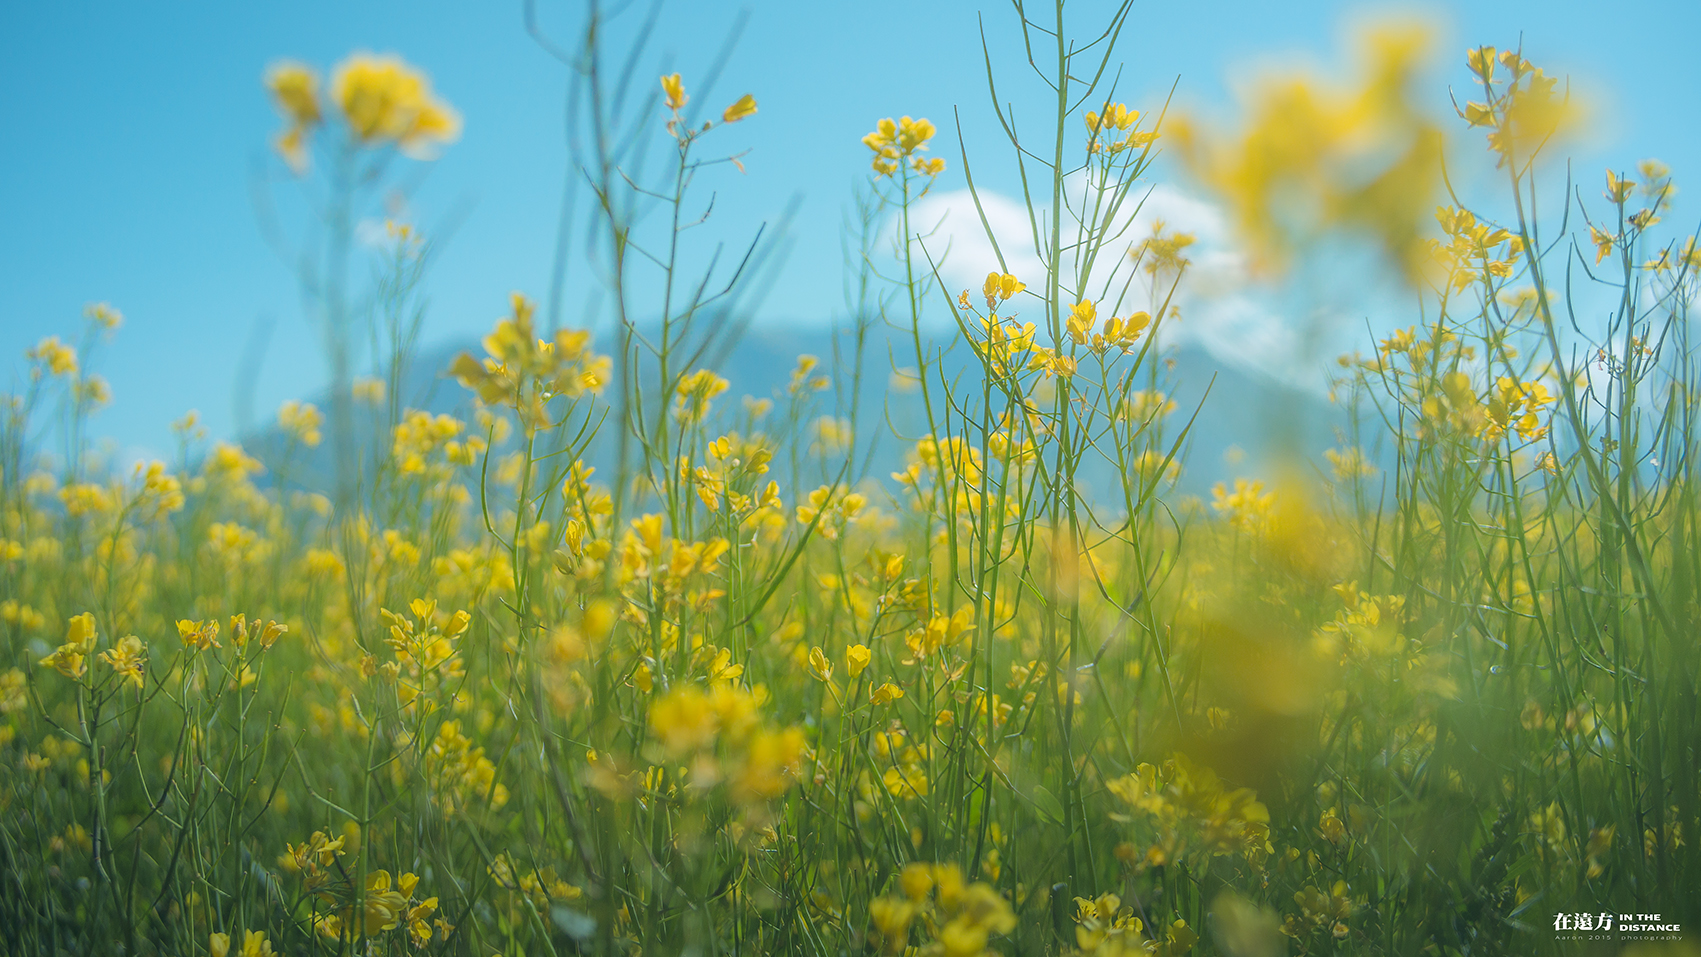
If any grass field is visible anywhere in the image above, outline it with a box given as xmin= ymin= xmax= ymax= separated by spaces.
xmin=2 ymin=3 xmax=1697 ymax=955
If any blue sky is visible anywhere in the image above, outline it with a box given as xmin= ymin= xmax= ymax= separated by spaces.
xmin=3 ymin=0 xmax=1697 ymax=460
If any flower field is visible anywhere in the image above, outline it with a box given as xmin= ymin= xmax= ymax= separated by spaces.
xmin=2 ymin=3 xmax=1697 ymax=955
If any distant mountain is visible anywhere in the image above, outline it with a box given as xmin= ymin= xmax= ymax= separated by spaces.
xmin=246 ymin=321 xmax=1350 ymax=503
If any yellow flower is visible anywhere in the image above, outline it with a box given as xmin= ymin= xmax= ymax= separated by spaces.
xmin=57 ymin=482 xmax=109 ymax=516
xmin=1212 ymin=478 xmax=1276 ymax=533
xmin=210 ymin=933 xmax=231 ymax=957
xmin=26 ymin=336 xmax=77 ymax=377
xmin=278 ymin=400 xmax=324 ymax=447
xmin=205 ymin=442 xmax=264 ymax=482
xmin=353 ymin=376 xmax=387 ymax=403
xmin=1465 ymin=45 xmax=1496 ymax=81
xmin=362 ymin=870 xmax=409 ymax=934
xmin=981 ymin=272 xmax=1025 ymax=309
xmin=862 ymin=115 xmax=938 ymax=176
xmin=449 ymin=294 xmax=610 ymax=431
xmin=177 ymin=619 xmax=222 ymax=651
xmin=650 ymin=686 xmax=718 ymax=754
xmin=1477 ymin=53 xmax=1578 ymax=167
xmin=0 ymin=669 xmax=26 ymax=714
xmin=65 ymin=613 xmax=97 ymax=652
xmin=808 ymin=646 xmax=833 ymax=682
xmin=84 ymin=301 xmax=123 ymax=330
xmin=1086 ymin=103 xmax=1126 ymax=132
xmin=845 ymin=644 xmax=871 ymax=678
xmin=897 ymin=116 xmax=936 ymax=152
xmin=1584 ymin=824 xmax=1614 ymax=879
xmin=1174 ymin=22 xmax=1442 ymax=282
xmin=266 ymin=61 xmax=321 ymax=171
xmin=99 ymin=636 xmax=146 ymax=689
xmin=912 ymin=156 xmax=946 ymax=176
xmin=408 ymin=896 xmax=440 ymax=945
xmin=661 ymin=73 xmax=688 ymax=112
xmin=1605 ymin=169 xmax=1636 ymax=204
xmin=268 ymin=64 xmax=321 ymax=127
xmin=870 ymin=682 xmax=905 ymax=706
xmin=134 ymin=460 xmax=185 ymax=517
xmin=1066 ymin=300 xmax=1098 ymax=344
xmin=732 ymin=727 xmax=807 ymax=802
xmin=238 ymin=930 xmax=275 ymax=957
xmin=331 ymin=53 xmax=461 ymax=157
xmin=39 ymin=646 xmax=86 ymax=680
xmin=1027 ymin=347 xmax=1076 ymax=379
xmin=883 ymin=764 xmax=928 ymax=798
xmin=870 ymin=895 xmax=917 ymax=944
xmin=675 ymin=369 xmax=730 ymax=419
xmin=722 ymin=93 xmax=757 ymax=123
xmin=1587 ymin=225 xmax=1615 ymax=264
xmin=39 ymin=613 xmax=100 ymax=680
xmin=1137 ymin=220 xmax=1197 ymax=277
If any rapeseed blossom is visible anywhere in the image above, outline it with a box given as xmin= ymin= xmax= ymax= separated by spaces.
xmin=332 ymin=53 xmax=460 ymax=154
xmin=266 ymin=52 xmax=458 ymax=171
xmin=1173 ymin=23 xmax=1443 ymax=281
xmin=863 ymin=115 xmax=943 ymax=176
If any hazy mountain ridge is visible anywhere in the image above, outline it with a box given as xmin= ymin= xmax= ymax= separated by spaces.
xmin=247 ymin=322 xmax=1351 ymax=501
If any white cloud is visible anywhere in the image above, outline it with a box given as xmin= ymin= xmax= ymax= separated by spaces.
xmin=907 ymin=187 xmax=1046 ymax=293
xmin=898 ymin=180 xmax=1332 ymax=391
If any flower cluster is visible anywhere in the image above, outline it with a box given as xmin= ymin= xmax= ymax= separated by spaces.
xmin=863 ymin=116 xmax=944 ymax=177
xmin=266 ymin=53 xmax=460 ymax=172
xmin=209 ymin=930 xmax=275 ymax=957
xmin=1065 ymin=299 xmax=1151 ymax=354
xmin=1211 ymin=479 xmax=1276 ymax=534
xmin=278 ymin=400 xmax=324 ymax=447
xmin=646 ymin=684 xmax=807 ymax=808
xmin=308 ymin=868 xmax=446 ymax=945
xmin=1173 ymin=25 xmax=1443 ymax=281
xmin=1460 ymin=46 xmax=1576 ymax=167
xmin=1070 ymin=893 xmax=1198 ymax=957
xmin=1280 ymin=881 xmax=1356 ymax=942
xmin=795 ymin=484 xmax=868 ymax=541
xmin=1084 ymin=101 xmax=1159 ymax=156
xmin=423 ymin=720 xmax=508 ymax=814
xmin=659 ymin=73 xmax=757 ymax=140
xmin=374 ymin=599 xmax=469 ymax=704
xmin=1429 ymin=205 xmax=1525 ymax=291
xmin=866 ymin=862 xmax=1016 ymax=957
xmin=38 ymin=613 xmax=101 ymax=680
xmin=449 ymin=293 xmax=610 ymax=432
xmin=1106 ymin=753 xmax=1274 ymax=873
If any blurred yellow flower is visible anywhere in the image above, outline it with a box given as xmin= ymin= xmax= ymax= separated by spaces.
xmin=331 ymin=53 xmax=461 ymax=157
xmin=661 ymin=73 xmax=688 ymax=112
xmin=266 ymin=61 xmax=321 ymax=171
xmin=722 ymin=93 xmax=757 ymax=123
xmin=84 ymin=301 xmax=123 ymax=330
xmin=1459 ymin=47 xmax=1581 ymax=169
xmin=870 ymin=682 xmax=905 ymax=706
xmin=26 ymin=336 xmax=77 ymax=378
xmin=278 ymin=400 xmax=324 ymax=447
xmin=1173 ymin=22 xmax=1443 ymax=282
